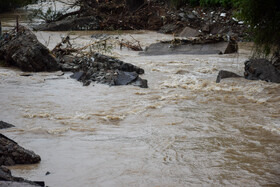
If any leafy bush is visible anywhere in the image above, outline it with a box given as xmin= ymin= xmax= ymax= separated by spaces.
xmin=237 ymin=0 xmax=280 ymax=56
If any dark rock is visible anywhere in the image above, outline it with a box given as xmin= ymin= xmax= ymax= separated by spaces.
xmin=0 ymin=166 xmax=43 ymax=186
xmin=34 ymin=16 xmax=100 ymax=31
xmin=45 ymin=172 xmax=50 ymax=176
xmin=132 ymin=77 xmax=148 ymax=88
xmin=70 ymin=72 xmax=84 ymax=81
xmin=114 ymin=71 xmax=138 ymax=85
xmin=0 ymin=134 xmax=41 ymax=166
xmin=20 ymin=73 xmax=33 ymax=77
xmin=0 ymin=181 xmax=40 ymax=187
xmin=65 ymin=52 xmax=147 ymax=88
xmin=244 ymin=59 xmax=280 ymax=83
xmin=0 ymin=26 xmax=59 ymax=72
xmin=0 ymin=121 xmax=14 ymax=129
xmin=216 ymin=70 xmax=242 ymax=83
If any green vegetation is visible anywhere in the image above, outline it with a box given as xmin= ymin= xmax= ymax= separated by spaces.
xmin=237 ymin=0 xmax=280 ymax=56
xmin=0 ymin=0 xmax=36 ymax=13
xmin=170 ymin=0 xmax=280 ymax=56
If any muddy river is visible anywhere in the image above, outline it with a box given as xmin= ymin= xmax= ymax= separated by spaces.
xmin=0 ymin=3 xmax=280 ymax=186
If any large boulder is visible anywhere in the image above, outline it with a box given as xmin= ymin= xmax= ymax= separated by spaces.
xmin=0 ymin=26 xmax=59 ymax=72
xmin=0 ymin=134 xmax=41 ymax=166
xmin=244 ymin=58 xmax=280 ymax=83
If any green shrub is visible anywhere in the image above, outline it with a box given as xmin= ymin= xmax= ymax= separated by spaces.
xmin=237 ymin=0 xmax=280 ymax=56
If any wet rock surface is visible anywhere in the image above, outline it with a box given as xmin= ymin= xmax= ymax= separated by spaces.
xmin=141 ymin=35 xmax=238 ymax=55
xmin=0 ymin=26 xmax=59 ymax=72
xmin=61 ymin=53 xmax=148 ymax=88
xmin=216 ymin=70 xmax=242 ymax=83
xmin=244 ymin=59 xmax=280 ymax=83
xmin=0 ymin=134 xmax=41 ymax=166
xmin=0 ymin=166 xmax=42 ymax=186
xmin=0 ymin=121 xmax=14 ymax=129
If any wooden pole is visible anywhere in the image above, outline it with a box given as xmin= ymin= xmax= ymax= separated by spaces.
xmin=16 ymin=15 xmax=19 ymax=32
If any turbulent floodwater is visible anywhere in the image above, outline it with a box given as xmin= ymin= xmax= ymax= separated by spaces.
xmin=1 ymin=6 xmax=280 ymax=187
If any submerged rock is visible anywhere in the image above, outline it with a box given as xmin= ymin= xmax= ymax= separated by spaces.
xmin=0 ymin=166 xmax=43 ymax=186
xmin=244 ymin=59 xmax=280 ymax=83
xmin=0 ymin=134 xmax=41 ymax=166
xmin=216 ymin=70 xmax=242 ymax=83
xmin=0 ymin=26 xmax=59 ymax=72
xmin=0 ymin=121 xmax=14 ymax=129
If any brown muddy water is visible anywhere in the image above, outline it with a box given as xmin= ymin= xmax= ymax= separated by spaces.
xmin=1 ymin=7 xmax=280 ymax=187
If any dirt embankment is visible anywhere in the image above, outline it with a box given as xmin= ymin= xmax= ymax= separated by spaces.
xmin=34 ymin=0 xmax=247 ymax=40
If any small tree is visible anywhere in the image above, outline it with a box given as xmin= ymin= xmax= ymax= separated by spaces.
xmin=237 ymin=0 xmax=280 ymax=57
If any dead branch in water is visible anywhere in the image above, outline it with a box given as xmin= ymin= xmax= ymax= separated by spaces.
xmin=119 ymin=35 xmax=143 ymax=51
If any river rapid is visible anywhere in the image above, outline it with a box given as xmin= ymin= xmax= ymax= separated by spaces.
xmin=0 ymin=3 xmax=280 ymax=187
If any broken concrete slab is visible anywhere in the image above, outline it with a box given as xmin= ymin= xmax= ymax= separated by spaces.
xmin=141 ymin=41 xmax=237 ymax=55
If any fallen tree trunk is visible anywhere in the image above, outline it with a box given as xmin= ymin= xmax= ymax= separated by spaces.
xmin=0 ymin=26 xmax=59 ymax=72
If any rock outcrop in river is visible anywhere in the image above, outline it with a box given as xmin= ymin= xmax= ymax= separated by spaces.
xmin=0 ymin=133 xmax=41 ymax=166
xmin=0 ymin=166 xmax=43 ymax=186
xmin=0 ymin=121 xmax=14 ymax=129
xmin=0 ymin=122 xmax=43 ymax=186
xmin=244 ymin=58 xmax=280 ymax=83
xmin=59 ymin=52 xmax=148 ymax=88
xmin=216 ymin=58 xmax=280 ymax=83
xmin=0 ymin=26 xmax=59 ymax=72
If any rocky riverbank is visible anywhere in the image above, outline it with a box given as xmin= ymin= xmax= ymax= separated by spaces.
xmin=0 ymin=26 xmax=148 ymax=88
xmin=0 ymin=121 xmax=43 ymax=186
